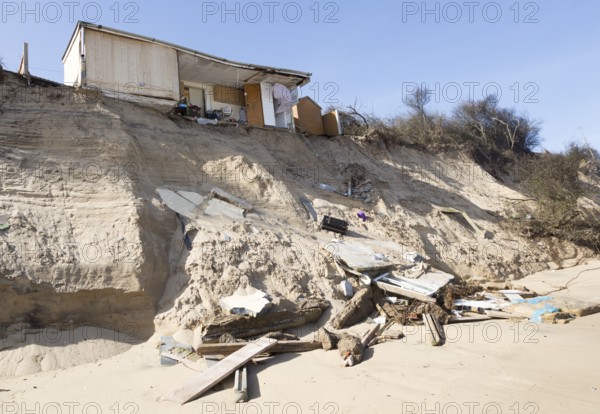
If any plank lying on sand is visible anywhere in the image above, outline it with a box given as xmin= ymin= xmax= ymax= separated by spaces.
xmin=211 ymin=187 xmax=254 ymax=212
xmin=165 ymin=337 xmax=277 ymax=405
xmin=195 ymin=340 xmax=322 ymax=355
xmin=448 ymin=315 xmax=493 ymax=323
xmin=233 ymin=366 xmax=248 ymax=403
xmin=374 ymin=281 xmax=436 ymax=303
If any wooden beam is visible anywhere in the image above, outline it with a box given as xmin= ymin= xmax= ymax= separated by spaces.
xmin=165 ymin=337 xmax=277 ymax=405
xmin=199 ymin=304 xmax=326 ymax=342
xmin=448 ymin=315 xmax=492 ymax=324
xmin=374 ymin=281 xmax=436 ymax=304
xmin=360 ymin=323 xmax=381 ymax=348
xmin=233 ymin=366 xmax=248 ymax=403
xmin=423 ymin=313 xmax=445 ymax=346
xmin=195 ymin=340 xmax=322 ymax=356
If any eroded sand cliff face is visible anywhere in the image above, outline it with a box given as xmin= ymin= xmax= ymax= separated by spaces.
xmin=0 ymin=71 xmax=597 ymax=346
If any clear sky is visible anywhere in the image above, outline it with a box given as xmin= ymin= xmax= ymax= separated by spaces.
xmin=1 ymin=0 xmax=598 ymax=151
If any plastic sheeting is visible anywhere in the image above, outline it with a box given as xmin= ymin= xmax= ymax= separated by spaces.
xmin=273 ymin=83 xmax=298 ymax=114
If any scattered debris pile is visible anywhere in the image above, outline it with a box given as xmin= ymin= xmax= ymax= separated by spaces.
xmin=159 ymin=241 xmax=598 ymax=405
xmin=152 ymin=188 xmax=600 ymax=406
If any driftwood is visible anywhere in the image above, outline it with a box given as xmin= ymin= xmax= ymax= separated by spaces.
xmin=338 ymin=334 xmax=364 ymax=365
xmin=316 ymin=327 xmax=340 ymax=351
xmin=331 ymin=287 xmax=374 ymax=329
xmin=200 ymin=299 xmax=329 ymax=342
xmin=196 ymin=340 xmax=322 ymax=355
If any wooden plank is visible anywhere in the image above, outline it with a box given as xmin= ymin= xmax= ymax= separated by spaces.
xmin=503 ymin=292 xmax=525 ymax=303
xmin=211 ymin=187 xmax=254 ymax=212
xmin=374 ymin=281 xmax=436 ymax=304
xmin=165 ymin=337 xmax=277 ymax=405
xmin=294 ymin=97 xmax=325 ymax=136
xmin=300 ymin=197 xmax=318 ymax=221
xmin=423 ymin=313 xmax=445 ymax=346
xmin=233 ymin=366 xmax=248 ymax=403
xmin=448 ymin=315 xmax=493 ymax=324
xmin=195 ymin=340 xmax=322 ymax=356
xmin=323 ymin=110 xmax=342 ymax=136
xmin=361 ymin=323 xmax=381 ymax=348
xmin=485 ymin=310 xmax=524 ymax=319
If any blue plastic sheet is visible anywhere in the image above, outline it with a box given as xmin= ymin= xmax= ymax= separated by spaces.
xmin=531 ymin=304 xmax=560 ymax=323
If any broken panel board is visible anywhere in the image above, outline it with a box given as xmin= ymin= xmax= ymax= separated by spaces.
xmin=165 ymin=337 xmax=277 ymax=405
xmin=156 ymin=188 xmax=198 ymax=217
xmin=177 ymin=191 xmax=205 ymax=206
xmin=204 ymin=198 xmax=246 ymax=220
xmin=211 ymin=187 xmax=254 ymax=212
xmin=373 ymin=280 xmax=436 ymax=304
xmin=300 ymin=197 xmax=318 ymax=221
xmin=322 ymin=241 xmax=393 ymax=272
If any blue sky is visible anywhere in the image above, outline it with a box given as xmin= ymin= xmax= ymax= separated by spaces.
xmin=1 ymin=0 xmax=598 ymax=151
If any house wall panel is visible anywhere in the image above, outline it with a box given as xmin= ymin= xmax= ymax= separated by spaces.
xmin=63 ymin=29 xmax=82 ymax=87
xmin=84 ymin=30 xmax=179 ymax=100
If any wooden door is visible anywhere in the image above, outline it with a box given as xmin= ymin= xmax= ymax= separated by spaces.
xmin=244 ymin=84 xmax=264 ymax=127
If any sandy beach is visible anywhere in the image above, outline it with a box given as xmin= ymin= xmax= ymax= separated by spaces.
xmin=1 ymin=261 xmax=599 ymax=414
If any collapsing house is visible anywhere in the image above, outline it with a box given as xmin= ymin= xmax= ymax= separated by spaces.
xmin=61 ymin=21 xmax=340 ymax=133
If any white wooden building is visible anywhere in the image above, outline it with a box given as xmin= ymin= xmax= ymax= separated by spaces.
xmin=62 ymin=21 xmax=311 ymax=129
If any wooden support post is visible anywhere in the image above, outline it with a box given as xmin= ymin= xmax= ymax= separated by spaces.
xmin=423 ymin=313 xmax=445 ymax=346
xmin=233 ymin=366 xmax=248 ymax=403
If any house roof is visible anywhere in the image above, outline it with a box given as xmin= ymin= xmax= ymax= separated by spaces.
xmin=62 ymin=21 xmax=312 ymax=87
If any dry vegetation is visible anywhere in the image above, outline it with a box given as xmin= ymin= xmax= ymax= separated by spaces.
xmin=335 ymin=86 xmax=600 ymax=253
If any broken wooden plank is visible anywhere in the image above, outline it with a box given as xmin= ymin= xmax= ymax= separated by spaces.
xmin=160 ymin=352 xmax=205 ymax=372
xmin=438 ymin=207 xmax=486 ymax=237
xmin=204 ymin=198 xmax=246 ymax=220
xmin=300 ymin=197 xmax=318 ymax=221
xmin=448 ymin=315 xmax=493 ymax=323
xmin=497 ymin=289 xmax=535 ymax=298
xmin=360 ymin=323 xmax=381 ymax=348
xmin=211 ymin=187 xmax=254 ymax=212
xmin=374 ymin=281 xmax=436 ymax=304
xmin=485 ymin=310 xmax=524 ymax=319
xmin=503 ymin=292 xmax=525 ymax=303
xmin=423 ymin=313 xmax=445 ymax=346
xmin=165 ymin=337 xmax=277 ymax=405
xmin=156 ymin=188 xmax=198 ymax=217
xmin=195 ymin=340 xmax=322 ymax=356
xmin=321 ymin=241 xmax=393 ymax=272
